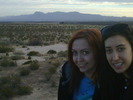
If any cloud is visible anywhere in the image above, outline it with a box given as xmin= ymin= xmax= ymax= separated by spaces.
xmin=0 ymin=0 xmax=133 ymax=17
xmin=77 ymin=0 xmax=133 ymax=3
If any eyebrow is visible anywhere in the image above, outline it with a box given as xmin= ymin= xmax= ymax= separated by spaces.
xmin=116 ymin=44 xmax=125 ymax=47
xmin=72 ymin=48 xmax=89 ymax=51
xmin=105 ymin=44 xmax=125 ymax=48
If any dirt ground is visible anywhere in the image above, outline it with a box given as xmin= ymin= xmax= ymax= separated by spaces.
xmin=12 ymin=62 xmax=60 ymax=100
xmin=0 ymin=43 xmax=67 ymax=100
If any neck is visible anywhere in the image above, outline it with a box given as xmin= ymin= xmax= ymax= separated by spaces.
xmin=84 ymin=69 xmax=95 ymax=81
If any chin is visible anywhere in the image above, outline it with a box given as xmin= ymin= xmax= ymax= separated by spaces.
xmin=114 ymin=70 xmax=124 ymax=74
xmin=80 ymin=69 xmax=86 ymax=73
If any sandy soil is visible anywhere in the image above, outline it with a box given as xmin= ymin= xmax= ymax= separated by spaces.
xmin=15 ymin=43 xmax=67 ymax=55
xmin=15 ymin=43 xmax=67 ymax=65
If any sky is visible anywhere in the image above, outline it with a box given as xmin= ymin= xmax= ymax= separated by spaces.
xmin=0 ymin=0 xmax=133 ymax=17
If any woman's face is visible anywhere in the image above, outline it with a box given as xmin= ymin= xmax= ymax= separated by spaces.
xmin=72 ymin=38 xmax=95 ymax=75
xmin=105 ymin=35 xmax=133 ymax=74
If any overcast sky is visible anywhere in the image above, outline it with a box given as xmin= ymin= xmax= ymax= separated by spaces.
xmin=0 ymin=0 xmax=133 ymax=17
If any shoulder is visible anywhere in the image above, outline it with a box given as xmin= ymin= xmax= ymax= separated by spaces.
xmin=59 ymin=61 xmax=71 ymax=79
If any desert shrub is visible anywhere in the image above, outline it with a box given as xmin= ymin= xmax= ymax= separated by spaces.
xmin=44 ymin=72 xmax=51 ymax=81
xmin=6 ymin=52 xmax=9 ymax=56
xmin=47 ymin=50 xmax=57 ymax=54
xmin=0 ymin=41 xmax=14 ymax=53
xmin=0 ymin=75 xmax=32 ymax=99
xmin=50 ymin=58 xmax=61 ymax=67
xmin=0 ymin=59 xmax=8 ymax=67
xmin=22 ymin=60 xmax=32 ymax=65
xmin=29 ymin=60 xmax=40 ymax=70
xmin=51 ymin=81 xmax=56 ymax=87
xmin=0 ymin=58 xmax=17 ymax=67
xmin=0 ymin=56 xmax=8 ymax=59
xmin=0 ymin=45 xmax=14 ymax=53
xmin=57 ymin=50 xmax=68 ymax=57
xmin=27 ymin=51 xmax=40 ymax=56
xmin=14 ymin=50 xmax=24 ymax=55
xmin=43 ymin=42 xmax=50 ymax=46
xmin=28 ymin=56 xmax=31 ymax=59
xmin=11 ymin=55 xmax=24 ymax=60
xmin=9 ymin=61 xmax=17 ymax=66
xmin=22 ymin=45 xmax=27 ymax=48
xmin=28 ymin=38 xmax=43 ymax=46
xmin=48 ymin=66 xmax=57 ymax=74
xmin=44 ymin=66 xmax=57 ymax=81
xmin=19 ymin=68 xmax=30 ymax=76
xmin=52 ymin=62 xmax=60 ymax=68
xmin=48 ymin=56 xmax=56 ymax=60
xmin=44 ymin=59 xmax=61 ymax=81
xmin=17 ymin=85 xmax=32 ymax=95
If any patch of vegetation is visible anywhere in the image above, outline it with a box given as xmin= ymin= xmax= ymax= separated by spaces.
xmin=0 ymin=23 xmax=104 ymax=46
xmin=29 ymin=60 xmax=40 ymax=70
xmin=0 ymin=41 xmax=14 ymax=53
xmin=11 ymin=55 xmax=24 ymax=60
xmin=50 ymin=58 xmax=61 ymax=67
xmin=27 ymin=51 xmax=40 ymax=56
xmin=13 ymin=50 xmax=24 ymax=55
xmin=22 ymin=60 xmax=32 ymax=65
xmin=47 ymin=50 xmax=57 ymax=54
xmin=0 ymin=58 xmax=17 ymax=67
xmin=28 ymin=56 xmax=31 ymax=59
xmin=28 ymin=37 xmax=43 ymax=46
xmin=0 ymin=75 xmax=32 ymax=99
xmin=19 ymin=68 xmax=30 ymax=76
xmin=0 ymin=45 xmax=14 ymax=53
xmin=44 ymin=66 xmax=58 ymax=81
xmin=51 ymin=81 xmax=56 ymax=87
xmin=57 ymin=50 xmax=68 ymax=57
xmin=44 ymin=72 xmax=52 ymax=81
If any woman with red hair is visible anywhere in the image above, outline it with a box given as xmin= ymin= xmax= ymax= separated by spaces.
xmin=58 ymin=28 xmax=102 ymax=100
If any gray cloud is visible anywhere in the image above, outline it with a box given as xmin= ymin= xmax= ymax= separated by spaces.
xmin=78 ymin=0 xmax=133 ymax=2
xmin=0 ymin=0 xmax=133 ymax=17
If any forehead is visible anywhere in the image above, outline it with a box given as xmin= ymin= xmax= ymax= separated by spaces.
xmin=72 ymin=38 xmax=89 ymax=49
xmin=105 ymin=35 xmax=130 ymax=47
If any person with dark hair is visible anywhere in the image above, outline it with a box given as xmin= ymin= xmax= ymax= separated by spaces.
xmin=58 ymin=28 xmax=102 ymax=100
xmin=93 ymin=23 xmax=133 ymax=100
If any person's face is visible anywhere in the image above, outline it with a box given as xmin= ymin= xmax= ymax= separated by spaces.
xmin=105 ymin=35 xmax=133 ymax=74
xmin=72 ymin=38 xmax=95 ymax=74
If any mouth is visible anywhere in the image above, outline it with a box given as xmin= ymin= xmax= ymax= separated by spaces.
xmin=77 ymin=63 xmax=88 ymax=68
xmin=112 ymin=62 xmax=123 ymax=69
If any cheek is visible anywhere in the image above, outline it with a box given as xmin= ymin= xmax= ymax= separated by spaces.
xmin=73 ymin=56 xmax=76 ymax=63
xmin=86 ymin=55 xmax=94 ymax=63
xmin=125 ymin=52 xmax=133 ymax=64
xmin=106 ymin=54 xmax=111 ymax=63
xmin=85 ymin=56 xmax=91 ymax=61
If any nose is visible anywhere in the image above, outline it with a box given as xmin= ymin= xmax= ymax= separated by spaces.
xmin=112 ymin=51 xmax=119 ymax=61
xmin=76 ymin=54 xmax=83 ymax=62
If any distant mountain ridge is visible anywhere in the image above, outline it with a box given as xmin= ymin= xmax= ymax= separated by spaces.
xmin=0 ymin=11 xmax=133 ymax=22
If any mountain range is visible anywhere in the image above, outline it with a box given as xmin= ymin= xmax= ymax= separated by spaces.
xmin=0 ymin=11 xmax=133 ymax=22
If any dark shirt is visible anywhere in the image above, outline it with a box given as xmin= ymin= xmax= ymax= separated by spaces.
xmin=93 ymin=77 xmax=133 ymax=100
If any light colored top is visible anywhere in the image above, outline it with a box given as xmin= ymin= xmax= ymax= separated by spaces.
xmin=73 ymin=76 xmax=95 ymax=100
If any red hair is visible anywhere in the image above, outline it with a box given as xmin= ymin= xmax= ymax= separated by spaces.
xmin=68 ymin=29 xmax=102 ymax=93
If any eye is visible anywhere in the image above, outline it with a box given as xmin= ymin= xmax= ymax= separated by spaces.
xmin=117 ymin=47 xmax=125 ymax=52
xmin=82 ymin=50 xmax=89 ymax=55
xmin=105 ymin=48 xmax=112 ymax=54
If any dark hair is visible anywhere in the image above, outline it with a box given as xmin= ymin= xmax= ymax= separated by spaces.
xmin=99 ymin=23 xmax=133 ymax=99
xmin=101 ymin=23 xmax=133 ymax=49
xmin=101 ymin=23 xmax=133 ymax=74
xmin=68 ymin=29 xmax=102 ymax=93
